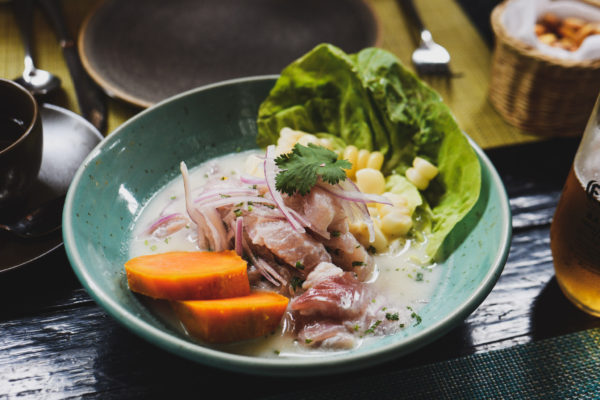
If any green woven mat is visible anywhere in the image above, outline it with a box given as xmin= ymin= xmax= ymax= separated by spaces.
xmin=265 ymin=328 xmax=600 ymax=400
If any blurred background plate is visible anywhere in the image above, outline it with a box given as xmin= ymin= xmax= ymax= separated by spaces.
xmin=78 ymin=0 xmax=380 ymax=108
xmin=0 ymin=104 xmax=103 ymax=273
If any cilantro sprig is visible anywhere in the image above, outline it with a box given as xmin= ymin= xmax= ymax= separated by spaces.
xmin=274 ymin=143 xmax=351 ymax=196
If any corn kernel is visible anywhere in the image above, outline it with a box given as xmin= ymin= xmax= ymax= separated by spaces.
xmin=318 ymin=138 xmax=333 ymax=149
xmin=356 ymin=149 xmax=370 ymax=170
xmin=381 ymin=210 xmax=413 ymax=236
xmin=245 ymin=154 xmax=264 ymax=177
xmin=349 ymin=221 xmax=369 ymax=247
xmin=377 ymin=204 xmax=395 ymax=217
xmin=343 ymin=145 xmax=359 ymax=178
xmin=367 ymin=206 xmax=379 ymax=218
xmin=406 ymin=167 xmax=428 ymax=190
xmin=356 ymin=168 xmax=386 ymax=194
xmin=280 ymin=127 xmax=305 ymax=143
xmin=382 ymin=192 xmax=409 ymax=208
xmin=298 ymin=133 xmax=319 ymax=146
xmin=366 ymin=151 xmax=384 ymax=170
xmin=371 ymin=224 xmax=388 ymax=252
xmin=413 ymin=157 xmax=438 ymax=180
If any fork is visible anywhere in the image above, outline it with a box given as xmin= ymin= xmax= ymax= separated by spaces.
xmin=398 ymin=0 xmax=452 ymax=76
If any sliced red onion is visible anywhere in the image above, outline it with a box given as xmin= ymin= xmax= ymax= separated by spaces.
xmin=194 ymin=187 xmax=258 ymax=204
xmin=197 ymin=195 xmax=277 ymax=211
xmin=318 ymin=180 xmax=377 ymax=243
xmin=264 ymin=145 xmax=305 ymax=232
xmin=180 ymin=162 xmax=209 ymax=247
xmin=234 ymin=217 xmax=243 ymax=256
xmin=240 ymin=175 xmax=267 ymax=185
xmin=242 ymin=237 xmax=282 ymax=286
xmin=146 ymin=213 xmax=188 ymax=237
xmin=199 ymin=206 xmax=228 ymax=252
xmin=317 ymin=181 xmax=392 ymax=205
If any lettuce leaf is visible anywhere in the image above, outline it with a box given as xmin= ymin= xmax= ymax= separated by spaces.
xmin=257 ymin=44 xmax=481 ymax=259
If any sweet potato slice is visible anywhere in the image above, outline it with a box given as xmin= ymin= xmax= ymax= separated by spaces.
xmin=172 ymin=291 xmax=290 ymax=343
xmin=124 ymin=250 xmax=250 ymax=300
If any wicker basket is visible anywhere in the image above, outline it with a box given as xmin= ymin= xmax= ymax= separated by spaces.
xmin=489 ymin=0 xmax=600 ymax=137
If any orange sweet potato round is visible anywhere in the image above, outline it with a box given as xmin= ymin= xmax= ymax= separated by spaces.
xmin=124 ymin=250 xmax=250 ymax=300
xmin=172 ymin=291 xmax=290 ymax=343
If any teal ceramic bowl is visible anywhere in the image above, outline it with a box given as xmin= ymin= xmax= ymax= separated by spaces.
xmin=63 ymin=76 xmax=511 ymax=377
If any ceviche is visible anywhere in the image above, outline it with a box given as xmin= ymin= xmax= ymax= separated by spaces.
xmin=124 ymin=44 xmax=481 ymax=356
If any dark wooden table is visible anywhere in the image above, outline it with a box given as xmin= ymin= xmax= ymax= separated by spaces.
xmin=2 ymin=0 xmax=600 ymax=397
xmin=2 ymin=136 xmax=599 ymax=399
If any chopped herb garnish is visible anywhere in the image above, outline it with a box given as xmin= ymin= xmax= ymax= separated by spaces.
xmin=295 ymin=261 xmax=305 ymax=270
xmin=234 ymin=209 xmax=242 ymax=217
xmin=150 ymin=245 xmax=157 ymax=251
xmin=290 ymin=276 xmax=304 ymax=290
xmin=220 ymin=194 xmax=231 ymax=198
xmin=352 ymin=261 xmax=367 ymax=267
xmin=305 ymin=339 xmax=313 ymax=344
xmin=364 ymin=320 xmax=382 ymax=334
xmin=331 ymin=230 xmax=341 ymax=237
xmin=407 ymin=306 xmax=422 ymax=326
xmin=274 ymin=143 xmax=351 ymax=196
xmin=368 ymin=245 xmax=377 ymax=254
xmin=416 ymin=272 xmax=424 ymax=281
xmin=386 ymin=312 xmax=399 ymax=321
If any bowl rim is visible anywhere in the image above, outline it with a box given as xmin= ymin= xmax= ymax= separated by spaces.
xmin=63 ymin=75 xmax=512 ymax=376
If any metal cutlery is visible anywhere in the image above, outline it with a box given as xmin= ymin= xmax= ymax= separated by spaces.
xmin=398 ymin=0 xmax=452 ymax=76
xmin=12 ymin=0 xmax=62 ymax=97
xmin=37 ymin=0 xmax=107 ymax=133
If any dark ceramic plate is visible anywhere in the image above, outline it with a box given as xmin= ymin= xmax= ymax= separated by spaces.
xmin=0 ymin=104 xmax=103 ymax=273
xmin=78 ymin=0 xmax=380 ymax=108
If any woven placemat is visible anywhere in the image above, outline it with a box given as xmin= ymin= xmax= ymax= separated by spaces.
xmin=264 ymin=328 xmax=600 ymax=400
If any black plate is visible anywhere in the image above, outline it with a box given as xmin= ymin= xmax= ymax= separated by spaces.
xmin=79 ymin=0 xmax=380 ymax=108
xmin=0 ymin=104 xmax=103 ymax=273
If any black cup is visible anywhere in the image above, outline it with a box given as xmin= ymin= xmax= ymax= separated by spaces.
xmin=0 ymin=79 xmax=43 ymax=206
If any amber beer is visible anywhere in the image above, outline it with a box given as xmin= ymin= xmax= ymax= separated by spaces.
xmin=551 ymin=164 xmax=600 ymax=316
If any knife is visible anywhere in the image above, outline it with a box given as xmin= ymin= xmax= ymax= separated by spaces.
xmin=37 ymin=0 xmax=107 ymax=133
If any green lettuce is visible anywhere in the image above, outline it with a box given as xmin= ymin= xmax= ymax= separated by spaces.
xmin=256 ymin=44 xmax=481 ymax=259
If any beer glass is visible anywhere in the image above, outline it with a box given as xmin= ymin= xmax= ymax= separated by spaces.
xmin=550 ymin=93 xmax=600 ymax=317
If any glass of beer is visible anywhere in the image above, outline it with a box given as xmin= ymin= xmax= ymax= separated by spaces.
xmin=550 ymin=92 xmax=600 ymax=317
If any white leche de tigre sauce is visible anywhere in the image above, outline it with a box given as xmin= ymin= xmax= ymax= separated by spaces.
xmin=129 ymin=150 xmax=442 ymax=357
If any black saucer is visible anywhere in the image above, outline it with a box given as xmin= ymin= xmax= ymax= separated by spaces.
xmin=0 ymin=104 xmax=103 ymax=273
